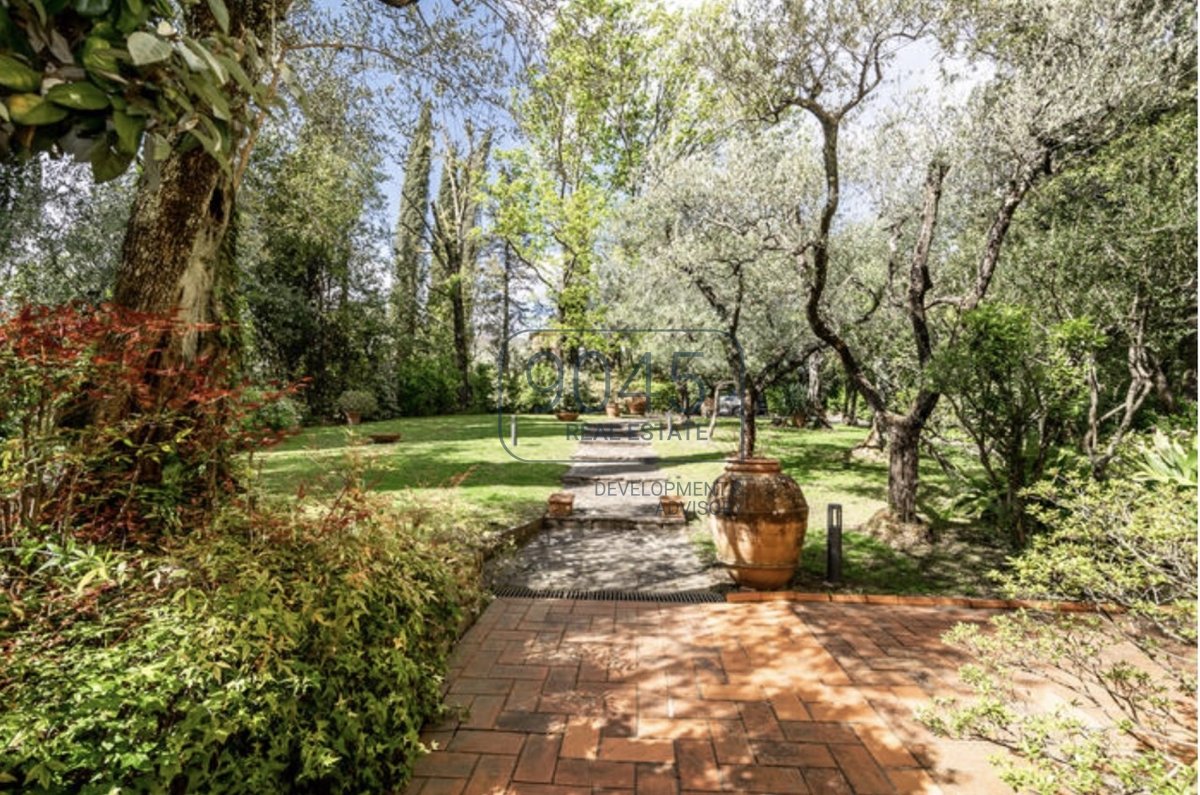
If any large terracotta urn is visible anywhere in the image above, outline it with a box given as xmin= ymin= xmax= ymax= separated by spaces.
xmin=710 ymin=458 xmax=808 ymax=589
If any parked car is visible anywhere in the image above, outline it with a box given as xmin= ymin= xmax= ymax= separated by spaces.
xmin=717 ymin=394 xmax=741 ymax=416
xmin=716 ymin=394 xmax=766 ymax=416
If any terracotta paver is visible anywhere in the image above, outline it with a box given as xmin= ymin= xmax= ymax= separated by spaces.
xmin=407 ymin=598 xmax=1018 ymax=794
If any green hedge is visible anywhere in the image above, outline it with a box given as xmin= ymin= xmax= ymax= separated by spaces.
xmin=0 ymin=494 xmax=479 ymax=793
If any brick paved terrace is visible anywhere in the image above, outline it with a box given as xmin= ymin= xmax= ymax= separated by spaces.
xmin=405 ymin=597 xmax=1018 ymax=795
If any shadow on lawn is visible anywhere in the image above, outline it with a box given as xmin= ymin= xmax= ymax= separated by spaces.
xmin=269 ymin=413 xmax=581 ymax=453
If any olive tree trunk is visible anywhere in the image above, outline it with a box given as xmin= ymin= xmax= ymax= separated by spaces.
xmin=885 ymin=418 xmax=922 ymax=525
xmin=739 ymin=382 xmax=759 ymax=459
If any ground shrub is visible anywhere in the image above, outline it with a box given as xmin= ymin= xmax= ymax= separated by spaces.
xmin=244 ymin=389 xmax=305 ymax=432
xmin=0 ymin=488 xmax=480 ymax=793
xmin=334 ymin=388 xmax=379 ymax=421
xmin=395 ymin=356 xmax=459 ymax=416
xmin=921 ymin=439 xmax=1198 ymax=794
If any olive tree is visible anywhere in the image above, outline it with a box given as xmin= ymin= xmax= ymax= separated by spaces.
xmin=611 ymin=129 xmax=825 ymax=457
xmin=701 ymin=0 xmax=1194 ymax=523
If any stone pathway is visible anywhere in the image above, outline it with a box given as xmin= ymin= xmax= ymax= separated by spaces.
xmin=405 ymin=597 xmax=1013 ymax=794
xmin=488 ymin=421 xmax=726 ymax=593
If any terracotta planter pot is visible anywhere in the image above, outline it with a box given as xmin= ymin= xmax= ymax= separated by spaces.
xmin=627 ymin=396 xmax=648 ymax=415
xmin=605 ymin=402 xmax=621 ymax=418
xmin=344 ymin=412 xmax=361 ymax=426
xmin=710 ymin=457 xmax=808 ymax=590
xmin=547 ymin=492 xmax=575 ymax=517
xmin=555 ymin=411 xmax=580 ymax=422
xmin=659 ymin=495 xmax=685 ymax=519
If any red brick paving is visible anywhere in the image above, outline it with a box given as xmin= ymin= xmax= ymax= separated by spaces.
xmin=405 ymin=598 xmax=1015 ymax=794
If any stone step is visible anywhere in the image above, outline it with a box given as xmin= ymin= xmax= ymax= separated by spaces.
xmin=541 ymin=514 xmax=687 ymax=533
xmin=562 ymin=476 xmax=670 ymax=488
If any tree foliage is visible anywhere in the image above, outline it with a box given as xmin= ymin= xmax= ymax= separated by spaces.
xmin=240 ymin=66 xmax=387 ymax=419
xmin=0 ymin=0 xmax=266 ymax=180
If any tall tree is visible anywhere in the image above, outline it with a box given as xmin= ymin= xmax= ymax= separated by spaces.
xmin=492 ymin=0 xmax=694 ymax=360
xmin=705 ymin=0 xmax=1193 ymax=523
xmin=616 ymin=129 xmax=824 ymax=457
xmin=392 ymin=101 xmax=434 ymax=361
xmin=113 ymin=2 xmax=303 ymax=366
xmin=1 ymin=0 xmax=530 ymax=377
xmin=431 ymin=130 xmax=493 ymax=410
xmin=1001 ymin=104 xmax=1198 ymax=477
xmin=240 ymin=67 xmax=387 ymax=418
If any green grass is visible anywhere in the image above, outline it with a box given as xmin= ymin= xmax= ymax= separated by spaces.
xmin=255 ymin=414 xmax=582 ymax=529
xmin=258 ymin=412 xmax=1007 ymax=595
xmin=659 ymin=417 xmax=1008 ymax=596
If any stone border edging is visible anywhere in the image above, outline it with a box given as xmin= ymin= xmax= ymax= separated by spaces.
xmin=479 ymin=517 xmax=545 ymax=563
xmin=726 ymin=590 xmax=1121 ymax=613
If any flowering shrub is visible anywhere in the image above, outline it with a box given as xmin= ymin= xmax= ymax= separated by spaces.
xmin=0 ymin=303 xmax=295 ymax=544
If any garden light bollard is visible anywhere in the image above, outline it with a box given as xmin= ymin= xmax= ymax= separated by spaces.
xmin=826 ymin=504 xmax=843 ymax=583
xmin=510 ymin=413 xmax=518 ymax=446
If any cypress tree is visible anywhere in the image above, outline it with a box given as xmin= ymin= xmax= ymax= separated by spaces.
xmin=392 ymin=101 xmax=434 ymax=359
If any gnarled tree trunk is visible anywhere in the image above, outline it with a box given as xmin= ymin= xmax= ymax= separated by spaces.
xmin=885 ymin=418 xmax=921 ymax=525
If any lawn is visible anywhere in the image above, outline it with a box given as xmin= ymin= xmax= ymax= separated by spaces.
xmin=655 ymin=417 xmax=1009 ymax=596
xmin=258 ymin=412 xmax=1009 ymax=596
xmin=255 ymin=414 xmax=582 ymax=529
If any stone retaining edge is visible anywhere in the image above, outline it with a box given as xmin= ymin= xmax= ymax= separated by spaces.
xmin=479 ymin=517 xmax=545 ymax=562
xmin=725 ymin=591 xmax=1122 ymax=613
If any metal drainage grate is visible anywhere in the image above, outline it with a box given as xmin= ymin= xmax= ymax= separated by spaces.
xmin=492 ymin=586 xmax=725 ymax=604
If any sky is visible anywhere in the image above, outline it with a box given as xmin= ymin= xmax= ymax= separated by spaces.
xmin=309 ymin=0 xmax=990 ymax=258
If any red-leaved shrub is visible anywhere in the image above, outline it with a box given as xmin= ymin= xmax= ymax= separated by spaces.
xmin=0 ymin=303 xmax=296 ymax=545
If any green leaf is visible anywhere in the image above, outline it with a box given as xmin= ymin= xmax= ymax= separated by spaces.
xmin=217 ymin=53 xmax=252 ymax=92
xmin=117 ymin=0 xmax=150 ymax=33
xmin=187 ymin=114 xmax=225 ymax=162
xmin=82 ymin=37 xmax=122 ymax=75
xmin=0 ymin=54 xmax=42 ymax=92
xmin=74 ymin=0 xmax=112 ymax=16
xmin=6 ymin=94 xmax=69 ymax=126
xmin=91 ymin=141 xmax=134 ymax=182
xmin=207 ymin=0 xmax=230 ymax=34
xmin=28 ymin=0 xmax=47 ymax=26
xmin=189 ymin=74 xmax=231 ymax=121
xmin=176 ymin=41 xmax=207 ymax=72
xmin=113 ymin=110 xmax=145 ymax=154
xmin=148 ymin=131 xmax=171 ymax=159
xmin=46 ymin=81 xmax=111 ymax=110
xmin=127 ymin=31 xmax=173 ymax=66
xmin=185 ymin=39 xmax=228 ymax=84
